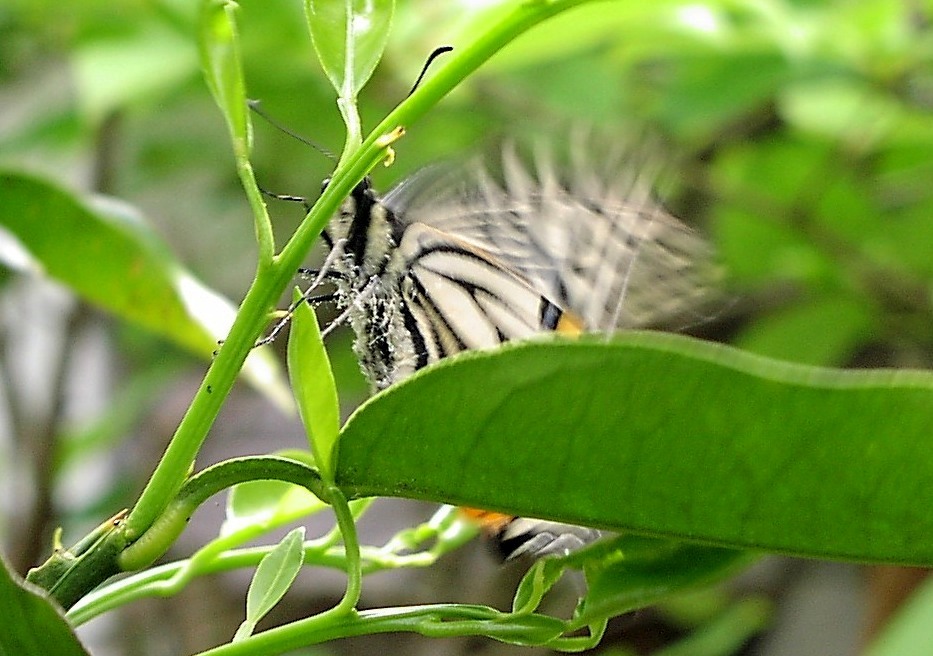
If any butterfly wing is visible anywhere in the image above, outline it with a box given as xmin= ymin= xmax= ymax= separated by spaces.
xmin=382 ymin=144 xmax=722 ymax=334
xmin=395 ymin=221 xmax=577 ymax=363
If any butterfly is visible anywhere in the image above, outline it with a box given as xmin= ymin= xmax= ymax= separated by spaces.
xmin=309 ymin=141 xmax=722 ymax=558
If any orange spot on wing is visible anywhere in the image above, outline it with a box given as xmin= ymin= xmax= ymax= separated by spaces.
xmin=556 ymin=310 xmax=584 ymax=336
xmin=460 ymin=508 xmax=515 ymax=533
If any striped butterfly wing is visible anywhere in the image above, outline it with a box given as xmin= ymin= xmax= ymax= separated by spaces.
xmin=395 ymin=222 xmax=580 ymax=363
xmin=383 ymin=144 xmax=721 ymax=335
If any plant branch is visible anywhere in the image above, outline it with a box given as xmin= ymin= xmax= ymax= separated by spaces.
xmin=116 ymin=0 xmax=601 ymax=607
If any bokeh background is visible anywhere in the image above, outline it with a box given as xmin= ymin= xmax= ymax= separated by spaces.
xmin=1 ymin=0 xmax=931 ymax=654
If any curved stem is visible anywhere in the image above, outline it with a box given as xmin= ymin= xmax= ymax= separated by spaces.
xmin=122 ymin=275 xmax=283 ymax=537
xmin=193 ymin=604 xmax=566 ymax=656
xmin=68 ymin=502 xmax=480 ymax=627
xmin=120 ymin=456 xmax=325 ymax=571
xmin=328 ymin=486 xmax=362 ymax=614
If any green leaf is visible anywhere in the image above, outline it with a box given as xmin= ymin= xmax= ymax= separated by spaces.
xmin=713 ymin=205 xmax=832 ymax=285
xmin=867 ymin=199 xmax=933 ymax=277
xmin=511 ymin=557 xmax=567 ymax=615
xmin=509 ymin=535 xmax=750 ymax=636
xmin=711 ymin=136 xmax=836 ymax=214
xmin=199 ymin=0 xmax=250 ymax=149
xmin=335 ymin=332 xmax=933 ymax=564
xmin=778 ymin=78 xmax=901 ymax=147
xmin=222 ymin=478 xmax=326 ymax=537
xmin=653 ymin=596 xmax=771 ymax=656
xmin=0 ymin=170 xmax=291 ymax=410
xmin=288 ymin=289 xmax=341 ymax=482
xmin=221 ymin=452 xmax=328 ymax=538
xmin=573 ymin=538 xmax=751 ymax=628
xmin=0 ymin=555 xmax=90 ymax=656
xmin=865 ymin=574 xmax=933 ymax=656
xmin=305 ymin=0 xmax=395 ymax=98
xmin=649 ymin=52 xmax=790 ymax=143
xmin=234 ymin=526 xmax=306 ymax=642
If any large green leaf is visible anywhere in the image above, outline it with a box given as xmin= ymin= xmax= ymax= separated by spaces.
xmin=335 ymin=332 xmax=933 ymax=564
xmin=0 ymin=556 xmax=90 ymax=656
xmin=0 ymin=170 xmax=290 ymax=409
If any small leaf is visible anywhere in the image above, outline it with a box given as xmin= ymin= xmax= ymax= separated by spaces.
xmin=222 ymin=472 xmax=326 ymax=537
xmin=0 ymin=171 xmax=291 ymax=409
xmin=234 ymin=527 xmax=306 ymax=641
xmin=199 ymin=0 xmax=250 ymax=148
xmin=288 ymin=288 xmax=340 ymax=481
xmin=305 ymin=0 xmax=395 ymax=97
xmin=0 ymin=555 xmax=90 ymax=656
xmin=511 ymin=557 xmax=566 ymax=615
xmin=512 ymin=536 xmax=749 ymax=631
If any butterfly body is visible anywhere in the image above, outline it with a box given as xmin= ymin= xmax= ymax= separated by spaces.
xmin=329 ymin=183 xmax=415 ymax=389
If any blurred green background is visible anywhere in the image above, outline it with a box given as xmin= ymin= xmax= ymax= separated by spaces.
xmin=0 ymin=0 xmax=931 ymax=654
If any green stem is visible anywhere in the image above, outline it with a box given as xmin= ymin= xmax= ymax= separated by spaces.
xmin=236 ymin=150 xmax=276 ymax=266
xmin=193 ymin=604 xmax=566 ymax=656
xmin=70 ymin=542 xmax=344 ymax=627
xmin=29 ymin=513 xmax=129 ymax=610
xmin=273 ymin=0 xmax=599 ymax=303
xmin=121 ymin=456 xmax=325 ymax=571
xmin=68 ymin=502 xmax=476 ymax=627
xmin=328 ymin=486 xmax=362 ymax=614
xmin=337 ymin=96 xmax=363 ymax=166
xmin=202 ymin=0 xmax=276 ymax=264
xmin=122 ymin=280 xmax=277 ymax=537
xmin=69 ymin=533 xmax=453 ymax=627
xmin=187 ymin=486 xmax=366 ymax=656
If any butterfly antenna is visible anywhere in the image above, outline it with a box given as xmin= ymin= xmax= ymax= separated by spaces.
xmin=407 ymin=45 xmax=454 ymax=97
xmin=248 ymin=99 xmax=336 ymax=161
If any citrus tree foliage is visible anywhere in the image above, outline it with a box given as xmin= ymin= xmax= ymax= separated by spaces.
xmin=0 ymin=1 xmax=931 ymax=655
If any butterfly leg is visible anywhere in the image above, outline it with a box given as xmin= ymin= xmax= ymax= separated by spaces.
xmin=255 ymin=241 xmax=349 ymax=347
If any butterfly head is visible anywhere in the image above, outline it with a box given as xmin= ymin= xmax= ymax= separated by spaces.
xmin=322 ymin=176 xmax=399 ymax=277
